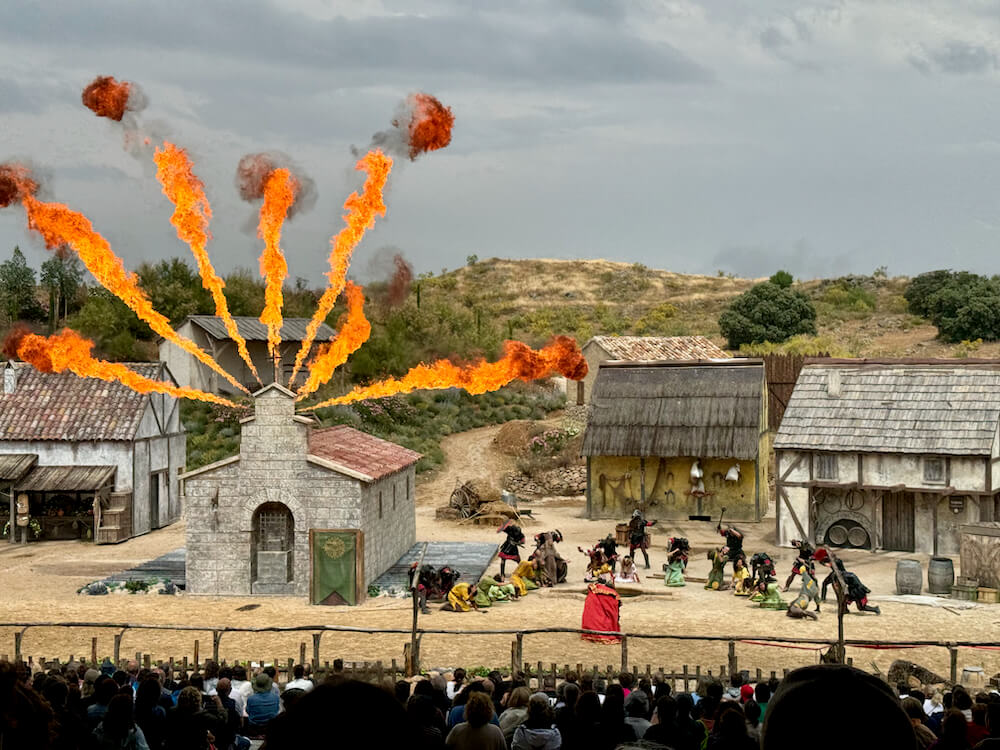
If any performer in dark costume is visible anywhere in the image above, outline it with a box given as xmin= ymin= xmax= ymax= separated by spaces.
xmin=664 ymin=536 xmax=690 ymax=587
xmin=408 ymin=563 xmax=438 ymax=614
xmin=497 ymin=521 xmax=525 ymax=578
xmin=596 ymin=534 xmax=619 ymax=573
xmin=533 ymin=530 xmax=568 ymax=583
xmin=749 ymin=551 xmax=776 ymax=591
xmin=816 ymin=549 xmax=880 ymax=615
xmin=437 ymin=566 xmax=461 ymax=601
xmin=783 ymin=539 xmax=816 ymax=591
xmin=627 ymin=510 xmax=657 ymax=569
xmin=717 ymin=523 xmax=745 ymax=572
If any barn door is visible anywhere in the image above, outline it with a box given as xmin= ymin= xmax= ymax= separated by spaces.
xmin=882 ymin=492 xmax=915 ymax=552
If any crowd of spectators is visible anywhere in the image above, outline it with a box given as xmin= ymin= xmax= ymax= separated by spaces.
xmin=2 ymin=656 xmax=999 ymax=749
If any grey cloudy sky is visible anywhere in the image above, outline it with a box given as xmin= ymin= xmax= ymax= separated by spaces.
xmin=2 ymin=0 xmax=1000 ymax=282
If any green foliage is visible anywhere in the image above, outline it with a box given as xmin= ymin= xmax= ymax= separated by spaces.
xmin=310 ymin=385 xmax=566 ymax=473
xmin=718 ymin=281 xmax=817 ymax=349
xmin=817 ymin=278 xmax=877 ymax=319
xmin=124 ymin=579 xmax=151 ymax=593
xmin=953 ymin=339 xmax=983 ymax=357
xmin=466 ymin=254 xmax=479 ymax=265
xmin=222 ymin=268 xmax=266 ymax=316
xmin=599 ymin=264 xmax=653 ymax=297
xmin=0 ymin=246 xmax=44 ymax=323
xmin=904 ymin=270 xmax=1000 ymax=342
xmin=633 ymin=303 xmax=678 ymax=335
xmin=39 ymin=254 xmax=83 ymax=328
xmin=182 ymin=400 xmax=245 ymax=470
xmin=137 ymin=258 xmax=213 ymax=324
xmin=739 ymin=334 xmax=847 ymax=357
xmin=769 ymin=270 xmax=794 ymax=288
xmin=69 ymin=288 xmax=152 ymax=360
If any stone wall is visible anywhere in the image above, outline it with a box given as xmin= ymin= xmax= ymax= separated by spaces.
xmin=360 ymin=469 xmax=417 ymax=587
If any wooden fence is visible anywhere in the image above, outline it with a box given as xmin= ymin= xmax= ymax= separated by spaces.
xmin=2 ymin=621 xmax=996 ymax=686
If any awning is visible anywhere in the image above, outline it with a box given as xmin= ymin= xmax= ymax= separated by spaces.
xmin=14 ymin=465 xmax=116 ymax=492
xmin=0 ymin=454 xmax=38 ymax=482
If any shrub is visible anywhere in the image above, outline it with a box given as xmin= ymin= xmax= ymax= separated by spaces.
xmin=769 ymin=270 xmax=794 ymax=288
xmin=718 ymin=281 xmax=817 ymax=349
xmin=904 ymin=270 xmax=1000 ymax=342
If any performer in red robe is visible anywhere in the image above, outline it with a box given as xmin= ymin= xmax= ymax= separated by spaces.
xmin=581 ymin=575 xmax=622 ymax=644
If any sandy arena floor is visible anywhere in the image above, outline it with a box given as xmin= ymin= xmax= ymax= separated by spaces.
xmin=2 ymin=423 xmax=1000 ymax=681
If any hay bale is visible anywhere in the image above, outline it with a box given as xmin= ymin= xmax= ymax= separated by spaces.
xmin=494 ymin=421 xmax=543 ymax=457
xmin=435 ymin=507 xmax=462 ymax=521
xmin=467 ymin=478 xmax=501 ymax=504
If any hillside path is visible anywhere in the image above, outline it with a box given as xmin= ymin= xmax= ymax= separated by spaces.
xmin=415 ymin=424 xmax=514 ymax=508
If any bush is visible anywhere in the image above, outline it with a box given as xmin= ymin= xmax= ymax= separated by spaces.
xmin=904 ymin=270 xmax=1000 ymax=342
xmin=769 ymin=270 xmax=794 ymax=288
xmin=718 ymin=281 xmax=817 ymax=349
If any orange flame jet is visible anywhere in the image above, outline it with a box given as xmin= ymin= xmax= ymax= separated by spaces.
xmin=257 ymin=167 xmax=296 ymax=378
xmin=6 ymin=328 xmax=238 ymax=407
xmin=19 ymin=194 xmax=249 ymax=394
xmin=303 ymin=336 xmax=588 ymax=410
xmin=296 ymin=282 xmax=371 ymax=399
xmin=288 ymin=150 xmax=391 ymax=385
xmin=154 ymin=143 xmax=261 ymax=384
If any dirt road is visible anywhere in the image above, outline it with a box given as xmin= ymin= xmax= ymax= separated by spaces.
xmin=2 ymin=421 xmax=999 ymax=681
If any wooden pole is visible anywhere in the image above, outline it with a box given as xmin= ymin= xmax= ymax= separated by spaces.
xmin=14 ymin=632 xmax=22 ymax=662
xmin=408 ymin=543 xmax=428 ymax=677
xmin=91 ymin=637 xmax=98 ymax=666
xmin=299 ymin=642 xmax=306 ymax=667
xmin=193 ymin=640 xmax=199 ymax=671
xmin=516 ymin=633 xmax=524 ymax=671
xmin=950 ymin=646 xmax=958 ymax=683
xmin=312 ymin=633 xmax=321 ymax=670
xmin=113 ymin=634 xmax=122 ymax=665
xmin=728 ymin=641 xmax=738 ymax=678
xmin=621 ymin=636 xmax=628 ymax=673
xmin=212 ymin=631 xmax=222 ymax=664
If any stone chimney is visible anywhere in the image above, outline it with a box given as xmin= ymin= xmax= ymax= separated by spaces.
xmin=3 ymin=361 xmax=16 ymax=395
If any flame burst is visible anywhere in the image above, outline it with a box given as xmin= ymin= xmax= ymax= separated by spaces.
xmin=256 ymin=168 xmax=297 ymax=375
xmin=305 ymin=336 xmax=588 ymax=410
xmin=16 ymin=193 xmax=249 ymax=394
xmin=296 ymin=283 xmax=371 ymax=399
xmin=0 ymin=163 xmax=38 ymax=207
xmin=81 ymin=76 xmax=134 ymax=121
xmin=5 ymin=328 xmax=237 ymax=407
xmin=405 ymin=93 xmax=455 ymax=160
xmin=153 ymin=143 xmax=260 ymax=384
xmin=289 ymin=150 xmax=391 ymax=384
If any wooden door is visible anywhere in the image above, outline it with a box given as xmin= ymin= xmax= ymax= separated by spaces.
xmin=882 ymin=492 xmax=915 ymax=552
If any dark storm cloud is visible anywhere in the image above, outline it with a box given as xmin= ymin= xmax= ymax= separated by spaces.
xmin=712 ymin=241 xmax=856 ymax=281
xmin=0 ymin=0 xmax=710 ymax=86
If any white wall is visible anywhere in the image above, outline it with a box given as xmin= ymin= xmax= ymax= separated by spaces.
xmin=359 ymin=468 xmax=417 ymax=587
xmin=777 ymin=485 xmax=810 ymax=547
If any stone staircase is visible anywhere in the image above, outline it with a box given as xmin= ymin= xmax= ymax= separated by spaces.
xmin=96 ymin=491 xmax=132 ymax=545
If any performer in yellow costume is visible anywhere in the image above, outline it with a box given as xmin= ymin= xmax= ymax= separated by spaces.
xmin=443 ymin=582 xmax=477 ymax=612
xmin=511 ymin=559 xmax=540 ymax=596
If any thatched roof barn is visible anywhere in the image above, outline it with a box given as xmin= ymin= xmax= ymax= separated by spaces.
xmin=582 ymin=360 xmax=768 ymax=522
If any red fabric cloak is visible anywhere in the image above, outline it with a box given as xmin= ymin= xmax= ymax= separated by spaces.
xmin=581 ymin=583 xmax=621 ymax=643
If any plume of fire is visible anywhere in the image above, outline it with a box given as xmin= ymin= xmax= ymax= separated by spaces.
xmin=81 ymin=75 xmax=142 ymax=121
xmin=0 ymin=163 xmax=39 ymax=207
xmin=303 ymin=336 xmax=588 ymax=410
xmin=404 ymin=93 xmax=455 ymax=160
xmin=3 ymin=327 xmax=238 ymax=407
xmin=153 ymin=143 xmax=260 ymax=384
xmin=385 ymin=253 xmax=413 ymax=307
xmin=288 ymin=150 xmax=392 ymax=385
xmin=256 ymin=167 xmax=297 ymax=374
xmin=10 ymin=189 xmax=249 ymax=394
xmin=296 ymin=282 xmax=371 ymax=398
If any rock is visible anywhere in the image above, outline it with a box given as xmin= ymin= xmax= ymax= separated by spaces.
xmin=82 ymin=582 xmax=108 ymax=596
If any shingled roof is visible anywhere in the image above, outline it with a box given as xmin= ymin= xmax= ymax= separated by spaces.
xmin=589 ymin=336 xmax=729 ymax=361
xmin=186 ymin=316 xmax=335 ymax=343
xmin=308 ymin=425 xmax=421 ymax=481
xmin=774 ymin=363 xmax=1000 ymax=456
xmin=582 ymin=360 xmax=765 ymax=460
xmin=0 ymin=362 xmax=162 ymax=442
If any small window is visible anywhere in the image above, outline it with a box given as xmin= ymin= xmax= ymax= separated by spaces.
xmin=815 ymin=454 xmax=838 ymax=481
xmin=378 ymin=491 xmax=383 ymax=519
xmin=924 ymin=458 xmax=945 ymax=484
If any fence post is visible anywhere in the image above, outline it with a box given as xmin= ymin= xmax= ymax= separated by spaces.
xmin=511 ymin=641 xmax=518 ymax=676
xmin=682 ymin=664 xmax=689 ymax=693
xmin=516 ymin=633 xmax=524 ymax=671
xmin=113 ymin=634 xmax=122 ymax=665
xmin=728 ymin=641 xmax=738 ymax=678
xmin=949 ymin=646 xmax=958 ymax=683
xmin=299 ymin=642 xmax=306 ymax=667
xmin=14 ymin=632 xmax=22 ymax=662
xmin=212 ymin=631 xmax=222 ymax=664
xmin=620 ymin=636 xmax=628 ymax=673
xmin=312 ymin=633 xmax=322 ymax=670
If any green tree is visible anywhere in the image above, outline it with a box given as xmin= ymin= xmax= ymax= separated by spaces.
xmin=0 ymin=246 xmax=43 ymax=324
xmin=904 ymin=270 xmax=957 ymax=317
xmin=137 ymin=258 xmax=212 ymax=324
xmin=904 ymin=270 xmax=1000 ymax=342
xmin=69 ymin=288 xmax=151 ymax=360
xmin=222 ymin=267 xmax=266 ymax=317
xmin=718 ymin=281 xmax=817 ymax=349
xmin=40 ymin=254 xmax=84 ymax=330
xmin=769 ymin=269 xmax=794 ymax=288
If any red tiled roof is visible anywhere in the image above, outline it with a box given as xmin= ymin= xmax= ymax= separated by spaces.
xmin=308 ymin=425 xmax=421 ymax=481
xmin=0 ymin=362 xmax=161 ymax=442
xmin=591 ymin=335 xmax=729 ymax=361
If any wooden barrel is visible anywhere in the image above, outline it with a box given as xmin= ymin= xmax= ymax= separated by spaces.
xmin=615 ymin=524 xmax=629 ymax=546
xmin=895 ymin=559 xmax=922 ymax=595
xmin=927 ymin=557 xmax=955 ymax=595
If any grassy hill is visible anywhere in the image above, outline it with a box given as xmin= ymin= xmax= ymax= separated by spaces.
xmin=424 ymin=258 xmax=988 ymax=358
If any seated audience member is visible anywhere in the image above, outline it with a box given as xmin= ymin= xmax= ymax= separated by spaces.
xmin=87 ymin=677 xmax=119 ymax=728
xmin=284 ymin=664 xmax=313 ymax=692
xmin=165 ymin=686 xmax=226 ymax=750
xmin=932 ymin=709 xmax=972 ymax=750
xmin=245 ymin=673 xmax=280 ymax=735
xmin=761 ymin=665 xmax=916 ymax=750
xmin=512 ymin=692 xmax=561 ymax=750
xmin=976 ymin=702 xmax=1000 ymax=749
xmin=624 ymin=689 xmax=652 ymax=738
xmin=500 ymin=687 xmax=532 ymax=745
xmin=708 ymin=705 xmax=757 ymax=750
xmin=446 ymin=692 xmax=507 ymax=750
xmin=134 ymin=677 xmax=168 ymax=750
xmin=447 ymin=668 xmax=467 ymax=701
xmin=447 ymin=681 xmax=500 ymax=729
xmin=902 ymin=697 xmax=937 ymax=750
xmin=92 ymin=693 xmax=149 ymax=750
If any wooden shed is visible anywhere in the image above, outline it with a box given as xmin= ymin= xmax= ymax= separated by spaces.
xmin=581 ymin=359 xmax=769 ymax=522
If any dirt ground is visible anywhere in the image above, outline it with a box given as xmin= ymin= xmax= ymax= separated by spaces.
xmin=3 ymin=421 xmax=1000 ymax=681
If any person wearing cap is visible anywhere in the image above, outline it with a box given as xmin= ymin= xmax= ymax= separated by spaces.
xmin=624 ymin=690 xmax=652 ymax=738
xmin=739 ymin=684 xmax=755 ymax=704
xmin=245 ymin=672 xmax=280 ymax=734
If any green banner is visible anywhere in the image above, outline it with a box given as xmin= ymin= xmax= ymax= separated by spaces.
xmin=311 ymin=531 xmax=357 ymax=605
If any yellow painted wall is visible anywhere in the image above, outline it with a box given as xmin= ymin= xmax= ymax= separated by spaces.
xmin=589 ymin=455 xmax=760 ymax=521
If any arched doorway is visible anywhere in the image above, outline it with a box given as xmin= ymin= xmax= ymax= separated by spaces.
xmin=251 ymin=502 xmax=294 ymax=588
